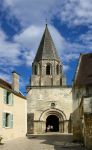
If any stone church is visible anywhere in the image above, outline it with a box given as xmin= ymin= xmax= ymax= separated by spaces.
xmin=27 ymin=24 xmax=72 ymax=134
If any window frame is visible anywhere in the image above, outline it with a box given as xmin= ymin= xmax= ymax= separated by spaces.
xmin=46 ymin=63 xmax=52 ymax=75
xmin=3 ymin=89 xmax=13 ymax=105
xmin=2 ymin=112 xmax=13 ymax=128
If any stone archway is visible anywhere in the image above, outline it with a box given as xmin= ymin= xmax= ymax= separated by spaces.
xmin=39 ymin=108 xmax=67 ymax=133
xmin=46 ymin=115 xmax=59 ymax=132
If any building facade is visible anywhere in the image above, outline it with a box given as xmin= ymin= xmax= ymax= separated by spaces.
xmin=27 ymin=25 xmax=72 ymax=134
xmin=72 ymin=53 xmax=92 ymax=149
xmin=0 ymin=72 xmax=27 ymax=141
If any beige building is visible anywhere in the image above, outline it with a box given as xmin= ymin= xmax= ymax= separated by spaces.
xmin=0 ymin=72 xmax=27 ymax=141
xmin=72 ymin=53 xmax=92 ymax=149
xmin=27 ymin=25 xmax=72 ymax=134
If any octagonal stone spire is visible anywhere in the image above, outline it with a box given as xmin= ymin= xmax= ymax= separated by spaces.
xmin=34 ymin=24 xmax=60 ymax=62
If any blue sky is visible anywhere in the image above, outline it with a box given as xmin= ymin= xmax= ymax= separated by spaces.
xmin=0 ymin=0 xmax=92 ymax=94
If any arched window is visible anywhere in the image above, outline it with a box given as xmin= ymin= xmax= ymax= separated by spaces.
xmin=34 ymin=65 xmax=37 ymax=75
xmin=46 ymin=64 xmax=51 ymax=75
xmin=56 ymin=64 xmax=59 ymax=75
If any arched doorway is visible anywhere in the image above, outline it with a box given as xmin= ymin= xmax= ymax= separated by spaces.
xmin=46 ymin=115 xmax=59 ymax=132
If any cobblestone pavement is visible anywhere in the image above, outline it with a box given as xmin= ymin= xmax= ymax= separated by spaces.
xmin=0 ymin=133 xmax=87 ymax=150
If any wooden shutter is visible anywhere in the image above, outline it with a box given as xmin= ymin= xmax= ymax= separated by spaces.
xmin=9 ymin=93 xmax=13 ymax=105
xmin=2 ymin=112 xmax=6 ymax=128
xmin=10 ymin=114 xmax=13 ymax=128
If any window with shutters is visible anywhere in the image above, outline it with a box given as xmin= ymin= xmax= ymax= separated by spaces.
xmin=3 ymin=89 xmax=13 ymax=105
xmin=6 ymin=91 xmax=11 ymax=104
xmin=2 ymin=112 xmax=13 ymax=128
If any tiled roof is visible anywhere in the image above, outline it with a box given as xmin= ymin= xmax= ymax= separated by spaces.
xmin=0 ymin=78 xmax=26 ymax=99
xmin=34 ymin=24 xmax=60 ymax=62
xmin=74 ymin=53 xmax=92 ymax=86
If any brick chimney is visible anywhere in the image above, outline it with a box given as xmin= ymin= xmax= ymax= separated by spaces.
xmin=12 ymin=71 xmax=19 ymax=92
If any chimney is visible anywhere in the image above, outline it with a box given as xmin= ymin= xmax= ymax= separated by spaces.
xmin=12 ymin=71 xmax=19 ymax=92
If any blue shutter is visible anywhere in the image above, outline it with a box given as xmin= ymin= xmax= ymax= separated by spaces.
xmin=3 ymin=89 xmax=7 ymax=103
xmin=2 ymin=112 xmax=6 ymax=128
xmin=10 ymin=114 xmax=13 ymax=128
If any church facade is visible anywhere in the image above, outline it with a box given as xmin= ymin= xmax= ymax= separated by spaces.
xmin=27 ymin=25 xmax=73 ymax=134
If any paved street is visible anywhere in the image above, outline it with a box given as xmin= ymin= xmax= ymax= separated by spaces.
xmin=0 ymin=133 xmax=87 ymax=150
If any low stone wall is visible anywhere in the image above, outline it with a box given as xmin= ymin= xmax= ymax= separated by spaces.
xmin=72 ymin=108 xmax=83 ymax=142
xmin=84 ymin=113 xmax=92 ymax=150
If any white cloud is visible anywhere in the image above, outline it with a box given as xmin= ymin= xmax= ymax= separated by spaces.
xmin=4 ymin=0 xmax=59 ymax=26
xmin=14 ymin=24 xmax=92 ymax=66
xmin=0 ymin=72 xmax=11 ymax=83
xmin=4 ymin=0 xmax=92 ymax=26
xmin=0 ymin=29 xmax=22 ymax=66
xmin=59 ymin=0 xmax=92 ymax=26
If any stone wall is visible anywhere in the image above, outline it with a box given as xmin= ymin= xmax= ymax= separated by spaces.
xmin=27 ymin=87 xmax=72 ymax=134
xmin=72 ymin=94 xmax=92 ymax=149
xmin=84 ymin=113 xmax=92 ymax=149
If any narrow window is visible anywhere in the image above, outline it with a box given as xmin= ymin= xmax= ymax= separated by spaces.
xmin=6 ymin=113 xmax=10 ymax=127
xmin=46 ymin=64 xmax=50 ymax=75
xmin=56 ymin=64 xmax=59 ymax=75
xmin=34 ymin=65 xmax=37 ymax=75
xmin=6 ymin=92 xmax=10 ymax=104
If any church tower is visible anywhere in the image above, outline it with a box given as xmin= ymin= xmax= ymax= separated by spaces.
xmin=27 ymin=25 xmax=72 ymax=135
xmin=31 ymin=24 xmax=66 ymax=87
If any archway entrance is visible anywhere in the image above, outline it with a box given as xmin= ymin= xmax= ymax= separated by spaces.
xmin=46 ymin=115 xmax=59 ymax=132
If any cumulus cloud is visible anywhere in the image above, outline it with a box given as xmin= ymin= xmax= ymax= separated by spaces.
xmin=3 ymin=0 xmax=92 ymax=26
xmin=0 ymin=29 xmax=22 ymax=66
xmin=0 ymin=72 xmax=11 ymax=82
xmin=14 ymin=24 xmax=92 ymax=67
xmin=4 ymin=0 xmax=59 ymax=26
xmin=59 ymin=0 xmax=92 ymax=26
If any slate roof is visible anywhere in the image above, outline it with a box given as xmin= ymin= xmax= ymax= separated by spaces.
xmin=34 ymin=24 xmax=60 ymax=62
xmin=74 ymin=53 xmax=92 ymax=86
xmin=0 ymin=78 xmax=26 ymax=99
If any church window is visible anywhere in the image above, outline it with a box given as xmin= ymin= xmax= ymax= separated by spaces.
xmin=56 ymin=64 xmax=59 ymax=75
xmin=34 ymin=65 xmax=37 ymax=75
xmin=46 ymin=64 xmax=51 ymax=75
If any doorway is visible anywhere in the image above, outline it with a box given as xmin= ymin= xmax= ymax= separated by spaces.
xmin=46 ymin=115 xmax=59 ymax=132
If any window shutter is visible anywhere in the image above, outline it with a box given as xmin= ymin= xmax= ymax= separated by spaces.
xmin=10 ymin=114 xmax=13 ymax=128
xmin=2 ymin=112 xmax=6 ymax=128
xmin=3 ymin=89 xmax=7 ymax=103
xmin=9 ymin=93 xmax=13 ymax=105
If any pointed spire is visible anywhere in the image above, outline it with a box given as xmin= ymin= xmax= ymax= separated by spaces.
xmin=34 ymin=25 xmax=60 ymax=62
